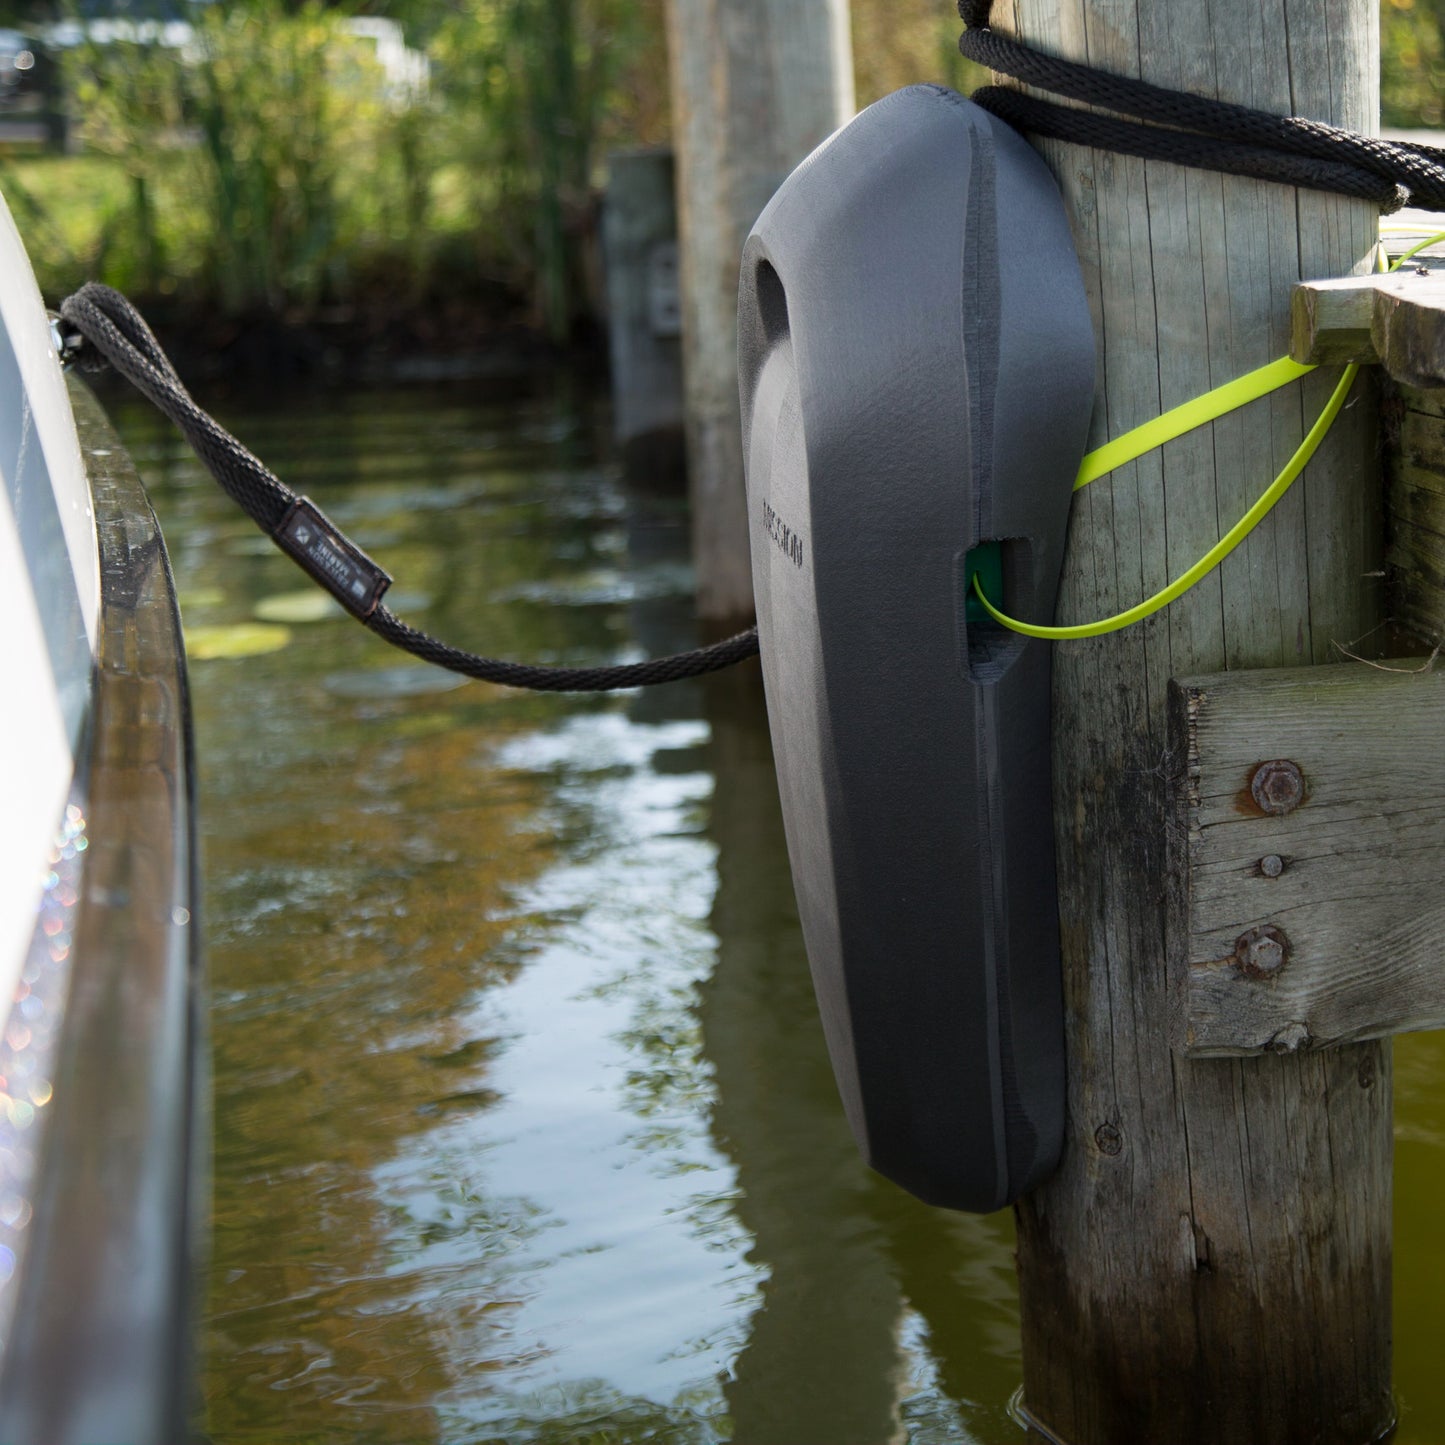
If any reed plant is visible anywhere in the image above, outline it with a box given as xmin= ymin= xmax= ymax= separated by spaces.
xmin=430 ymin=0 xmax=662 ymax=341
xmin=853 ymin=0 xmax=987 ymax=106
xmin=60 ymin=33 xmax=184 ymax=297
xmin=64 ymin=1 xmax=433 ymax=317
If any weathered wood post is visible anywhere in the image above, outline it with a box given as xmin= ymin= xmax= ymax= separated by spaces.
xmin=994 ymin=1 xmax=1396 ymax=1441
xmin=602 ymin=148 xmax=686 ymax=482
xmin=664 ymin=0 xmax=855 ymax=622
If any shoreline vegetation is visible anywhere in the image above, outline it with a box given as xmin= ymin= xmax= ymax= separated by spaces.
xmin=2 ymin=0 xmax=1440 ymax=379
xmin=1 ymin=0 xmax=979 ymax=378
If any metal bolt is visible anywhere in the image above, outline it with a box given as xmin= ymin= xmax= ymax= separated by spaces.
xmin=1259 ymin=854 xmax=1285 ymax=878
xmin=1358 ymin=1055 xmax=1377 ymax=1090
xmin=1094 ymin=1123 xmax=1123 ymax=1157
xmin=1234 ymin=924 xmax=1290 ymax=978
xmin=1250 ymin=760 xmax=1305 ymax=816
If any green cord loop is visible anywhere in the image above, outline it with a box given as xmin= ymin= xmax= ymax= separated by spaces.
xmin=973 ymin=229 xmax=1445 ymax=641
xmin=971 ymin=363 xmax=1358 ymax=640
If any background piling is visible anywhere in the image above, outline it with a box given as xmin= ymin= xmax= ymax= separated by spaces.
xmin=602 ymin=148 xmax=686 ymax=483
xmin=664 ymin=0 xmax=855 ymax=623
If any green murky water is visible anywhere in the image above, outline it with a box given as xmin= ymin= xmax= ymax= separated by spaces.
xmin=107 ymin=374 xmax=1445 ymax=1445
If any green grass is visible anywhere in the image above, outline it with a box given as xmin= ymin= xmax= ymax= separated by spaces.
xmin=0 ymin=145 xmax=491 ymax=313
xmin=0 ymin=150 xmax=209 ymax=305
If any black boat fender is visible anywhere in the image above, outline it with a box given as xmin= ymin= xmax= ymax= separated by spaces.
xmin=738 ymin=85 xmax=1096 ymax=1212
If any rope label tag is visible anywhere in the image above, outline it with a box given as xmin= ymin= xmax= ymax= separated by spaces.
xmin=274 ymin=498 xmax=391 ymax=619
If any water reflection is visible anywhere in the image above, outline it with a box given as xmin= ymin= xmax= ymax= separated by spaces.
xmin=701 ymin=664 xmax=908 ymax=1445
xmin=701 ymin=666 xmax=1024 ymax=1445
xmin=101 ymin=372 xmax=1445 ymax=1445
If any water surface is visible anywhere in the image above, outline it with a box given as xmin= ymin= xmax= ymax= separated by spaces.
xmin=105 ymin=375 xmax=1445 ymax=1445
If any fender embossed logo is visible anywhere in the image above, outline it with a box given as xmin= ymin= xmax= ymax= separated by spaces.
xmin=762 ymin=498 xmax=805 ymax=569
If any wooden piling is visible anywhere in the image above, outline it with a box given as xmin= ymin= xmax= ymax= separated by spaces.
xmin=994 ymin=1 xmax=1396 ymax=1440
xmin=602 ymin=148 xmax=686 ymax=482
xmin=664 ymin=0 xmax=855 ymax=622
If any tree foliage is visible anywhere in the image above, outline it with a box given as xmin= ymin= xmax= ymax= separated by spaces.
xmin=428 ymin=0 xmax=664 ymax=339
xmin=1383 ymin=0 xmax=1445 ymax=127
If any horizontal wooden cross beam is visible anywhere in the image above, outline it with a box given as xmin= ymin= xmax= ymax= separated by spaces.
xmin=1168 ymin=661 xmax=1445 ymax=1056
xmin=1292 ymin=264 xmax=1445 ymax=385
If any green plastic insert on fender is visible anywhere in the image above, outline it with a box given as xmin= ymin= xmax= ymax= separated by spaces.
xmin=963 ymin=541 xmax=1003 ymax=624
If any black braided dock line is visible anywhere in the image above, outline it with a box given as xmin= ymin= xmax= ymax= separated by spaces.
xmin=365 ymin=606 xmax=760 ymax=692
xmin=60 ymin=283 xmax=759 ymax=693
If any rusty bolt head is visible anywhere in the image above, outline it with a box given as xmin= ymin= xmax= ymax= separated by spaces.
xmin=1235 ymin=924 xmax=1290 ymax=978
xmin=1250 ymin=760 xmax=1304 ymax=816
xmin=1094 ymin=1123 xmax=1123 ymax=1157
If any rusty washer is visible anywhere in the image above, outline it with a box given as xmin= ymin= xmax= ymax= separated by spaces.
xmin=1250 ymin=760 xmax=1304 ymax=816
xmin=1235 ymin=924 xmax=1290 ymax=978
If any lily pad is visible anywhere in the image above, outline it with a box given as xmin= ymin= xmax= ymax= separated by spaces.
xmin=254 ymin=590 xmax=343 ymax=624
xmin=185 ymin=622 xmax=293 ymax=660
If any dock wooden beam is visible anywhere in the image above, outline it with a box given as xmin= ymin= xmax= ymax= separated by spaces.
xmin=602 ymin=148 xmax=686 ymax=481
xmin=1292 ymin=262 xmax=1445 ymax=387
xmin=1006 ymin=0 xmax=1393 ymax=1441
xmin=1169 ymin=662 xmax=1445 ymax=1057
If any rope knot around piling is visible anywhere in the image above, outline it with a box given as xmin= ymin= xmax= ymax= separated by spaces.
xmin=957 ymin=0 xmax=1445 ymax=213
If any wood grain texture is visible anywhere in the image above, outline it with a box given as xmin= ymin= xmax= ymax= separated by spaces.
xmin=1290 ymin=275 xmax=1378 ymax=365
xmin=1387 ymin=379 xmax=1445 ymax=646
xmin=663 ymin=0 xmax=854 ymax=621
xmin=996 ymin=1 xmax=1394 ymax=1441
xmin=1171 ymin=662 xmax=1445 ymax=1056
